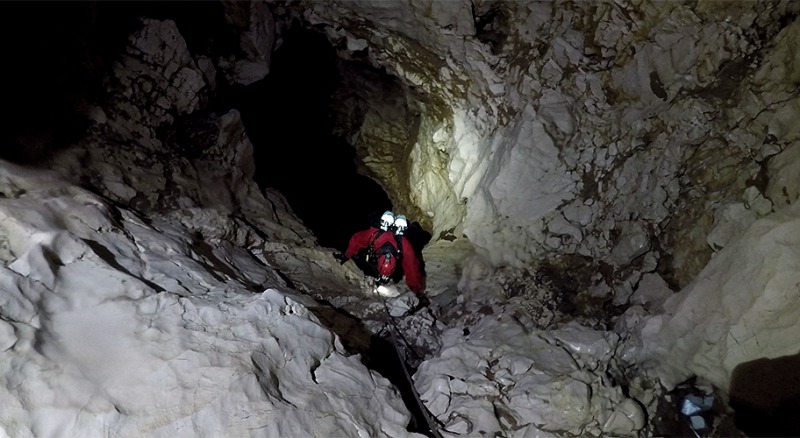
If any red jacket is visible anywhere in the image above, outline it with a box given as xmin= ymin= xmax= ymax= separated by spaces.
xmin=345 ymin=227 xmax=424 ymax=295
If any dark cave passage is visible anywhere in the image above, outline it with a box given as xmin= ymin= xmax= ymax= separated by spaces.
xmin=0 ymin=0 xmax=404 ymax=254
xmin=729 ymin=353 xmax=800 ymax=437
xmin=364 ymin=334 xmax=437 ymax=437
xmin=308 ymin=299 xmax=437 ymax=437
xmin=226 ymin=27 xmax=393 ymax=252
xmin=0 ymin=0 xmax=233 ymax=165
xmin=221 ymin=28 xmax=437 ymax=435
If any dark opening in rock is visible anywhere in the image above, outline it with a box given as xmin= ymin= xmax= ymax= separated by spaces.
xmin=363 ymin=333 xmax=436 ymax=436
xmin=227 ymin=26 xmax=393 ymax=251
xmin=730 ymin=353 xmax=800 ymax=437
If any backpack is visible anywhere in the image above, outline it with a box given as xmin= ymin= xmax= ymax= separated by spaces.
xmin=368 ymin=230 xmax=403 ymax=280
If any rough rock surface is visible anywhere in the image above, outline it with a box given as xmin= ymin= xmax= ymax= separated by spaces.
xmin=630 ymin=198 xmax=800 ymax=394
xmin=0 ymin=162 xmax=418 ymax=438
xmin=3 ymin=0 xmax=800 ymax=436
xmin=304 ymin=0 xmax=800 ymax=294
xmin=297 ymin=5 xmax=800 ymax=427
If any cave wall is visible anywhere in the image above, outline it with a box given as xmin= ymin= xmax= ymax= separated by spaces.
xmin=3 ymin=0 xmax=800 ymax=428
xmin=298 ymin=0 xmax=800 ymax=298
xmin=43 ymin=10 xmax=316 ymax=249
xmin=291 ymin=0 xmax=800 ymax=402
xmin=6 ymin=0 xmax=799 ymax=303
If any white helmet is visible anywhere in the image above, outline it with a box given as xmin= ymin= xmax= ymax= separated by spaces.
xmin=379 ymin=211 xmax=395 ymax=231
xmin=394 ymin=215 xmax=408 ymax=235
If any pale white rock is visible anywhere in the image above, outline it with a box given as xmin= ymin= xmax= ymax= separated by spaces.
xmin=506 ymin=376 xmax=591 ymax=431
xmin=630 ymin=273 xmax=673 ymax=311
xmin=758 ymin=131 xmax=789 ymax=158
xmin=102 ymin=178 xmax=138 ymax=202
xmin=706 ymin=203 xmax=757 ymax=251
xmin=544 ymin=235 xmax=565 ymax=251
xmin=592 ymin=2 xmax=629 ymax=48
xmin=346 ymin=36 xmax=368 ymax=51
xmin=410 ymin=117 xmax=466 ymax=237
xmin=766 ymin=98 xmax=800 ymax=141
xmin=0 ymin=319 xmax=15 ymax=352
xmin=420 ymin=237 xmax=473 ymax=298
xmin=442 ymin=414 xmax=474 ymax=435
xmin=640 ymin=251 xmax=659 ymax=272
xmin=547 ymin=214 xmax=583 ymax=244
xmin=551 ymin=35 xmax=584 ymax=68
xmin=0 ymin=162 xmax=419 ymax=438
xmin=614 ymin=305 xmax=649 ymax=337
xmin=601 ymin=398 xmax=647 ymax=436
xmin=513 ymin=425 xmax=559 ymax=438
xmin=455 ymin=256 xmax=503 ymax=300
xmin=11 ymin=1 xmax=800 ymax=435
xmin=419 ymin=375 xmax=451 ymax=417
xmin=614 ymin=270 xmax=645 ymax=306
xmin=122 ymin=19 xmax=206 ymax=116
xmin=751 ymin=17 xmax=800 ymax=90
xmin=608 ymin=222 xmax=650 ymax=267
xmin=590 ymin=280 xmax=613 ymax=299
xmin=416 ymin=308 xmax=641 ymax=436
xmin=468 ymin=107 xmax=575 ymax=265
xmin=488 ymin=81 xmax=505 ymax=96
xmin=387 ymin=294 xmax=419 ymax=317
xmin=431 ymin=125 xmax=449 ymax=143
xmin=743 ymin=186 xmax=773 ymax=216
xmin=540 ymin=58 xmax=563 ymax=84
xmin=448 ymin=110 xmax=493 ymax=204
xmin=766 ymin=141 xmax=800 ymax=208
xmin=539 ymin=89 xmax=576 ymax=136
xmin=633 ymin=198 xmax=800 ymax=393
xmin=563 ymin=201 xmax=595 ymax=226
xmin=549 ymin=322 xmax=617 ymax=370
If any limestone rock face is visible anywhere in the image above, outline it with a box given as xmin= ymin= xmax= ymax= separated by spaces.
xmin=218 ymin=0 xmax=276 ymax=86
xmin=0 ymin=162 xmax=417 ymax=438
xmin=302 ymin=0 xmax=800 ymax=295
xmin=51 ymin=17 xmax=314 ymax=248
xmin=630 ymin=197 xmax=800 ymax=394
xmin=330 ymin=64 xmax=433 ymax=229
xmin=4 ymin=1 xmax=800 ymax=436
xmin=415 ymin=309 xmax=646 ymax=437
xmin=292 ymin=3 xmax=800 ymax=430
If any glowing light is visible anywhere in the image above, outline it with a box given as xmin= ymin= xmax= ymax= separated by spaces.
xmin=375 ymin=285 xmax=400 ymax=297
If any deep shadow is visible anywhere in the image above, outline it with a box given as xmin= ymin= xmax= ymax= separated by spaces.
xmin=306 ymin=301 xmax=435 ymax=435
xmin=363 ymin=334 xmax=435 ymax=436
xmin=729 ymin=352 xmax=800 ymax=437
xmin=0 ymin=1 xmax=98 ymax=164
xmin=221 ymin=26 xmax=393 ymax=251
xmin=306 ymin=299 xmax=375 ymax=355
xmin=0 ymin=1 xmax=236 ymax=165
xmin=82 ymin=238 xmax=166 ymax=293
xmin=406 ymin=220 xmax=432 ymax=279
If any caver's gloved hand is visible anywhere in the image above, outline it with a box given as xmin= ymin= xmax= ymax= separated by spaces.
xmin=333 ymin=252 xmax=348 ymax=265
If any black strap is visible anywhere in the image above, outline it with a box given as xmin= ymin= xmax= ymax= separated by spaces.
xmin=394 ymin=233 xmax=403 ymax=258
xmin=365 ymin=229 xmax=379 ymax=262
xmin=368 ymin=229 xmax=403 ymax=261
